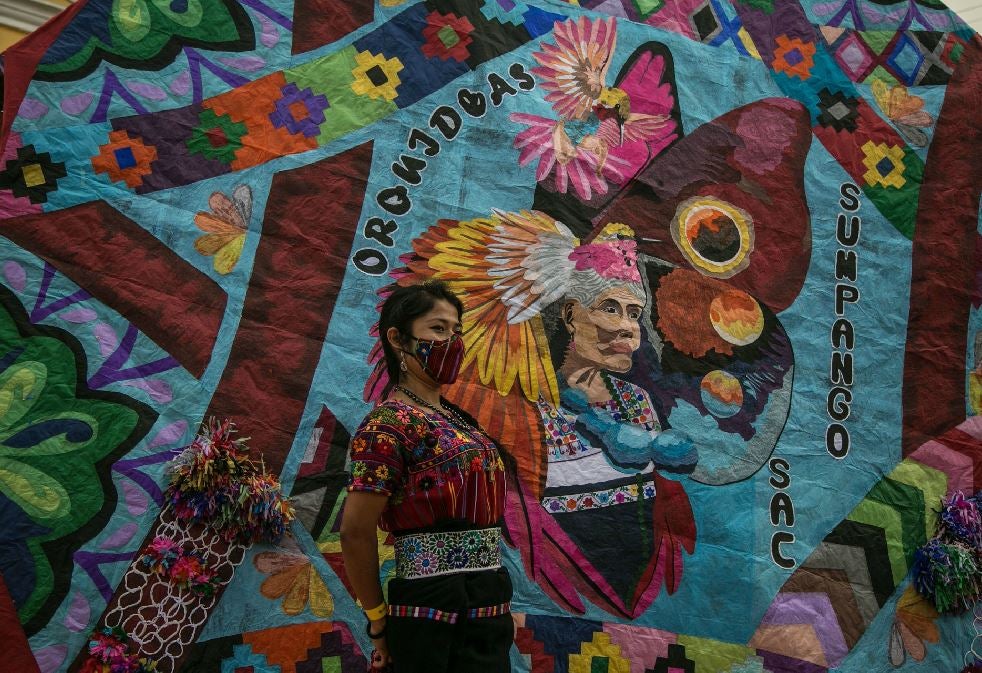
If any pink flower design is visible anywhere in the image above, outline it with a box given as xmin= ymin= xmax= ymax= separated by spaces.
xmin=88 ymin=632 xmax=128 ymax=661
xmin=148 ymin=536 xmax=179 ymax=556
xmin=169 ymin=555 xmax=203 ymax=584
xmin=568 ymin=240 xmax=641 ymax=282
xmin=510 ymin=113 xmax=632 ymax=201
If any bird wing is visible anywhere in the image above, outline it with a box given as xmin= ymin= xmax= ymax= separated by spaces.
xmin=364 ymin=210 xmax=579 ymax=406
xmin=621 ymin=112 xmax=672 ymax=143
xmin=533 ymin=16 xmax=617 ymax=121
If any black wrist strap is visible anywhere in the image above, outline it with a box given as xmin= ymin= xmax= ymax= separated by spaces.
xmin=366 ymin=617 xmax=387 ymax=639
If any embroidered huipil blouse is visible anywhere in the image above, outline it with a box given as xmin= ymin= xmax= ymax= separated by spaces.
xmin=346 ymin=400 xmax=506 ymax=533
xmin=537 ymin=375 xmax=660 ymax=513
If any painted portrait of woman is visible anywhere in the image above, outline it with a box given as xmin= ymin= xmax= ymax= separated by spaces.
xmin=362 ymin=15 xmax=814 ymax=620
xmin=531 ymin=224 xmax=699 ymax=610
xmin=362 ymin=196 xmax=801 ymax=619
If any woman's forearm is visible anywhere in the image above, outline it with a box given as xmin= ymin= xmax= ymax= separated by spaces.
xmin=341 ymin=527 xmax=385 ymax=613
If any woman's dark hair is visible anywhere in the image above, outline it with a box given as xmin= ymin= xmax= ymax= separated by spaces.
xmin=379 ymin=281 xmax=463 ymax=387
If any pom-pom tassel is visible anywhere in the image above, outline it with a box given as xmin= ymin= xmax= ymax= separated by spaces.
xmin=80 ymin=628 xmax=157 ymax=673
xmin=940 ymin=491 xmax=982 ymax=547
xmin=913 ymin=539 xmax=982 ymax=614
xmin=140 ymin=536 xmax=223 ymax=596
xmin=164 ymin=418 xmax=294 ymax=545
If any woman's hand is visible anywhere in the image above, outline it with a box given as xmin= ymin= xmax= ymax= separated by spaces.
xmin=369 ymin=618 xmax=392 ymax=671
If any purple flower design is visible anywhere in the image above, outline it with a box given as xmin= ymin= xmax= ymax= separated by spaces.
xmin=415 ymin=552 xmax=439 ymax=575
xmin=269 ymin=83 xmax=330 ymax=138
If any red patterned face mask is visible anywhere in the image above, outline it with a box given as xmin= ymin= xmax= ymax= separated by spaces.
xmin=409 ymin=333 xmax=465 ymax=384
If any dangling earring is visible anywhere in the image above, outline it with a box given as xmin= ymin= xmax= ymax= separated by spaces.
xmin=569 ymin=331 xmax=576 ymax=353
xmin=400 ymin=357 xmax=408 ymax=372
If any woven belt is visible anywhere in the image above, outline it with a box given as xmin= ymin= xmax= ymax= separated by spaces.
xmin=393 ymin=527 xmax=502 ymax=579
xmin=387 ymin=601 xmax=511 ymax=624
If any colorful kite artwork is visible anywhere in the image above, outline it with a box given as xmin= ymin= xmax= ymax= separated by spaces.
xmin=0 ymin=0 xmax=980 ymax=671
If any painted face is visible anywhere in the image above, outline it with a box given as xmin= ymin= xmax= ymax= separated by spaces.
xmin=565 ymin=287 xmax=644 ymax=373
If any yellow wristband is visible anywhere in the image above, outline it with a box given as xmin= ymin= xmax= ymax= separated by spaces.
xmin=364 ymin=602 xmax=388 ymax=621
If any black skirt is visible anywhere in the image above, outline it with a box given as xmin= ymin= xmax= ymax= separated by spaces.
xmin=386 ymin=567 xmax=514 ymax=673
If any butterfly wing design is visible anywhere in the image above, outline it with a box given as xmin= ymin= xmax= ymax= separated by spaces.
xmin=525 ymin=40 xmax=683 ymax=233
xmin=871 ymin=80 xmax=934 ymax=148
xmin=596 ymin=98 xmax=811 ymax=484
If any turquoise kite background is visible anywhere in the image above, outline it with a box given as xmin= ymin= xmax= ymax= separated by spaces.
xmin=0 ymin=0 xmax=980 ymax=671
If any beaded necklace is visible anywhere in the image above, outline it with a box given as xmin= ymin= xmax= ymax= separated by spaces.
xmin=393 ymin=385 xmax=487 ymax=438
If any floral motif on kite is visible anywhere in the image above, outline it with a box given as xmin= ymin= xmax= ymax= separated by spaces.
xmin=91 ymin=130 xmax=159 ymax=189
xmin=421 ymin=11 xmax=476 ymax=62
xmin=34 ymin=0 xmax=256 ymax=82
xmin=0 ymin=145 xmax=67 ymax=205
xmin=771 ymin=35 xmax=816 ymax=80
xmin=253 ymin=534 xmax=333 ymax=618
xmin=193 ymin=184 xmax=251 ymax=275
xmin=510 ymin=17 xmax=679 ymax=202
xmin=0 ymin=285 xmax=153 ymax=630
xmin=187 ymin=109 xmax=248 ymax=164
xmin=871 ymin=80 xmax=936 ymax=148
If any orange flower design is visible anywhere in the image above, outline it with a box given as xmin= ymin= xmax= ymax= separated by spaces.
xmin=888 ymin=585 xmax=940 ymax=665
xmin=254 ymin=535 xmax=333 ymax=617
xmin=772 ymin=35 xmax=816 ymax=80
xmin=91 ymin=130 xmax=158 ymax=189
xmin=194 ymin=185 xmax=251 ymax=275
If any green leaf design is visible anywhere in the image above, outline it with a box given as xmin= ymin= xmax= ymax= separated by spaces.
xmin=0 ymin=287 xmax=155 ymax=628
xmin=35 ymin=0 xmax=255 ymax=82
xmin=0 ymin=457 xmax=70 ymax=520
xmin=0 ymin=361 xmax=46 ymax=430
xmin=113 ymin=0 xmax=153 ymax=43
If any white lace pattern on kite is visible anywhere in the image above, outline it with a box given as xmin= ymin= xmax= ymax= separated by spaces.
xmin=102 ymin=508 xmax=246 ymax=672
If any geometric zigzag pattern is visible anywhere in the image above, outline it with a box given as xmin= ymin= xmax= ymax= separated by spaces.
xmin=749 ymin=417 xmax=979 ymax=668
xmin=513 ymin=418 xmax=975 ymax=672
xmin=181 ymin=620 xmax=368 ymax=672
xmin=509 ymin=407 xmax=977 ymax=672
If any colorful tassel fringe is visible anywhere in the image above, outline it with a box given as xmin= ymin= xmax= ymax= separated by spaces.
xmin=80 ymin=628 xmax=157 ymax=673
xmin=912 ymin=491 xmax=982 ymax=614
xmin=140 ymin=536 xmax=222 ymax=596
xmin=941 ymin=492 xmax=982 ymax=548
xmin=912 ymin=539 xmax=981 ymax=613
xmin=164 ymin=418 xmax=294 ymax=545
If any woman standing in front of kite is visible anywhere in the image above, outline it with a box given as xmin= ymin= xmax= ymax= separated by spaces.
xmin=340 ymin=281 xmax=513 ymax=673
